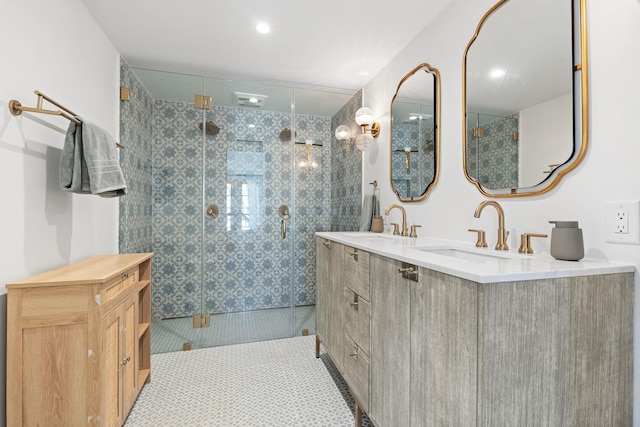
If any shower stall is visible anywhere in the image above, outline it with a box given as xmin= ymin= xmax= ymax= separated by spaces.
xmin=119 ymin=63 xmax=355 ymax=353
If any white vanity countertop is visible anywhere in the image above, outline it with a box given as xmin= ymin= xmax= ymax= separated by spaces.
xmin=316 ymin=232 xmax=635 ymax=283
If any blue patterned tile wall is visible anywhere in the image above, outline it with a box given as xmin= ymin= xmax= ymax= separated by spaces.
xmin=119 ymin=66 xmax=342 ymax=320
xmin=330 ymin=90 xmax=363 ymax=231
xmin=466 ymin=113 xmax=519 ymax=189
xmin=151 ymin=100 xmax=204 ymax=318
xmin=119 ymin=60 xmax=153 ymax=255
xmin=152 ymin=101 xmax=331 ymax=319
xmin=391 ymin=123 xmax=435 ymax=198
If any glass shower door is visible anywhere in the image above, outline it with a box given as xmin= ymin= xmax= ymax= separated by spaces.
xmin=196 ymin=78 xmax=297 ymax=347
xmin=128 ymin=67 xmax=345 ymax=353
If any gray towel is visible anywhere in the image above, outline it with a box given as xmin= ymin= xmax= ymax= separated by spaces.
xmin=359 ymin=194 xmax=376 ymax=231
xmin=59 ymin=118 xmax=127 ymax=197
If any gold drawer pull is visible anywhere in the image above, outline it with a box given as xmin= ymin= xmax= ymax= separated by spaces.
xmin=322 ymin=241 xmax=331 ymax=248
xmin=122 ymin=272 xmax=129 ymax=279
xmin=120 ymin=356 xmax=131 ymax=365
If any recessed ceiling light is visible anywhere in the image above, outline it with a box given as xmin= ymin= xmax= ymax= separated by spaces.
xmin=249 ymin=97 xmax=258 ymax=103
xmin=256 ymin=22 xmax=271 ymax=34
xmin=248 ymin=124 xmax=256 ymax=128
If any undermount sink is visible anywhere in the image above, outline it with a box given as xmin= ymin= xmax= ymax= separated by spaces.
xmin=342 ymin=232 xmax=399 ymax=239
xmin=417 ymin=247 xmax=512 ymax=262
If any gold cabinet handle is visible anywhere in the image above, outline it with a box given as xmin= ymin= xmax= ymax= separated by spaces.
xmin=120 ymin=356 xmax=131 ymax=365
xmin=349 ymin=250 xmax=358 ymax=261
xmin=322 ymin=241 xmax=331 ymax=248
xmin=350 ymin=350 xmax=358 ymax=359
xmin=398 ymin=263 xmax=419 ymax=282
xmin=350 ymin=301 xmax=359 ymax=309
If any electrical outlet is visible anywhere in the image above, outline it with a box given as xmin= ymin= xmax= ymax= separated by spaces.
xmin=605 ymin=201 xmax=640 ymax=244
xmin=615 ymin=209 xmax=628 ymax=234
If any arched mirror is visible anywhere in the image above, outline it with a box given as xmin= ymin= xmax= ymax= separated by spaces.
xmin=463 ymin=0 xmax=588 ymax=197
xmin=390 ymin=63 xmax=441 ymax=202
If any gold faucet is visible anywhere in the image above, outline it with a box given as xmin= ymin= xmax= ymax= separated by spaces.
xmin=474 ymin=201 xmax=509 ymax=250
xmin=385 ymin=204 xmax=408 ymax=237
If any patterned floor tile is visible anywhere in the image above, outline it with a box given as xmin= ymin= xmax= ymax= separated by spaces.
xmin=125 ymin=335 xmax=372 ymax=427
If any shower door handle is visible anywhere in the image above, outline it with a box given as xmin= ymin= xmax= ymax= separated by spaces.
xmin=281 ymin=218 xmax=287 ymax=239
xmin=278 ymin=205 xmax=290 ymax=240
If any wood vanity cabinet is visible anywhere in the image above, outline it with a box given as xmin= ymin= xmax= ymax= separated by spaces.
xmin=6 ymin=253 xmax=153 ymax=427
xmin=372 ymin=260 xmax=632 ymax=426
xmin=316 ymin=238 xmax=345 ymax=372
xmin=316 ymin=238 xmax=372 ymax=414
xmin=342 ymin=246 xmax=371 ymax=412
xmin=317 ymin=235 xmax=633 ymax=427
xmin=369 ymin=254 xmax=410 ymax=426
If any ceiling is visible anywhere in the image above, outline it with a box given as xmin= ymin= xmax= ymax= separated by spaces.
xmin=81 ymin=0 xmax=453 ymax=93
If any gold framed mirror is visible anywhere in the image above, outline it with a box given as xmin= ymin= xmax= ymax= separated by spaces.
xmin=390 ymin=63 xmax=441 ymax=202
xmin=462 ymin=0 xmax=588 ymax=197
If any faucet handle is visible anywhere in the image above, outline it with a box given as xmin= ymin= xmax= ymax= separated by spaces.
xmin=390 ymin=223 xmax=401 ymax=236
xmin=409 ymin=224 xmax=422 ymax=238
xmin=468 ymin=229 xmax=488 ymax=248
xmin=518 ymin=233 xmax=548 ymax=254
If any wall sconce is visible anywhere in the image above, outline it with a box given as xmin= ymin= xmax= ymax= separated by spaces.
xmin=335 ymin=125 xmax=351 ymax=142
xmin=297 ymin=139 xmax=318 ymax=168
xmin=354 ymin=107 xmax=380 ymax=151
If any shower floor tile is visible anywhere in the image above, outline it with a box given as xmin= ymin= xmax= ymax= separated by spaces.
xmin=151 ymin=305 xmax=316 ymax=353
xmin=125 ymin=335 xmax=373 ymax=427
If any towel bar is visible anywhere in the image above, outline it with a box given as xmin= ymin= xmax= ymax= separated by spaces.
xmin=9 ymin=90 xmax=124 ymax=149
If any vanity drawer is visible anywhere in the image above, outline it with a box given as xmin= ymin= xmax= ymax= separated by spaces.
xmin=102 ymin=267 xmax=138 ymax=307
xmin=344 ymin=246 xmax=370 ymax=301
xmin=343 ymin=333 xmax=370 ymax=412
xmin=344 ymin=288 xmax=370 ymax=356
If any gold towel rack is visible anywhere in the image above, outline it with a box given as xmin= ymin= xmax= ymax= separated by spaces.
xmin=9 ymin=90 xmax=124 ymax=149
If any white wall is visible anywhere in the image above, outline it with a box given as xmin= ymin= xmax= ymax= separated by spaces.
xmin=519 ymin=93 xmax=573 ymax=187
xmin=0 ymin=1 xmax=120 ymax=420
xmin=362 ymin=0 xmax=640 ymax=422
xmin=0 ymin=0 xmax=121 ymax=291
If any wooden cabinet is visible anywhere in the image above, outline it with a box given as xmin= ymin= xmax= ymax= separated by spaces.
xmin=410 ymin=268 xmax=477 ymax=426
xmin=369 ymin=254 xmax=410 ymax=427
xmin=475 ymin=274 xmax=633 ymax=426
xmin=316 ymin=235 xmax=633 ymax=427
xmin=6 ymin=253 xmax=153 ymax=427
xmin=316 ymin=238 xmax=372 ymax=417
xmin=315 ymin=238 xmax=345 ymax=372
xmin=342 ymin=246 xmax=371 ymax=412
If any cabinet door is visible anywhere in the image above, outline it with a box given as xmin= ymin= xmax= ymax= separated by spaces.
xmin=410 ymin=268 xmax=477 ymax=426
xmin=315 ymin=238 xmax=331 ymax=349
xmin=104 ymin=306 xmax=123 ymax=427
xmin=122 ymin=293 xmax=139 ymax=415
xmin=317 ymin=239 xmax=345 ymax=370
xmin=103 ymin=293 xmax=138 ymax=427
xmin=369 ymin=254 xmax=410 ymax=427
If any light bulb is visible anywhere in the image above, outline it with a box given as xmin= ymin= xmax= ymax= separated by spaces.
xmin=355 ymin=107 xmax=374 ymax=126
xmin=355 ymin=132 xmax=374 ymax=151
xmin=335 ymin=125 xmax=351 ymax=141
